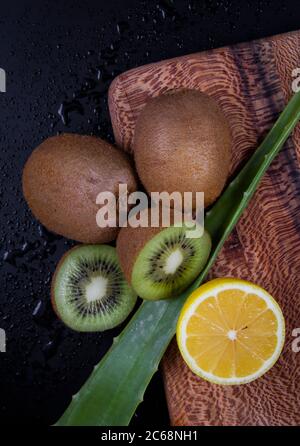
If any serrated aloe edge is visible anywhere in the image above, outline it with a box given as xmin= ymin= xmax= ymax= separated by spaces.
xmin=55 ymin=90 xmax=300 ymax=426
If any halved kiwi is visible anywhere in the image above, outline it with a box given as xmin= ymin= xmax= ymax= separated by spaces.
xmin=51 ymin=245 xmax=137 ymax=332
xmin=117 ymin=221 xmax=211 ymax=301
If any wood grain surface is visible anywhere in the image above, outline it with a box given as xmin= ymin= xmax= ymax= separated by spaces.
xmin=108 ymin=31 xmax=300 ymax=426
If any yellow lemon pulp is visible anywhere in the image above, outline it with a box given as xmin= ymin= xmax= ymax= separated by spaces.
xmin=177 ymin=278 xmax=285 ymax=385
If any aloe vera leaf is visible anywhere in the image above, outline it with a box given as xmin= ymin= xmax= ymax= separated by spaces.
xmin=55 ymin=91 xmax=300 ymax=426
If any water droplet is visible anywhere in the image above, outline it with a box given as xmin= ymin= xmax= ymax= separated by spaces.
xmin=58 ymin=100 xmax=84 ymax=126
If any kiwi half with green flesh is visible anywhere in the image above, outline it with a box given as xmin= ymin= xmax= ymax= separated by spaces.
xmin=51 ymin=245 xmax=137 ymax=332
xmin=133 ymin=89 xmax=232 ymax=208
xmin=117 ymin=219 xmax=211 ymax=301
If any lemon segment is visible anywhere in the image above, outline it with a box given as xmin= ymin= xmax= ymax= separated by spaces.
xmin=177 ymin=278 xmax=285 ymax=385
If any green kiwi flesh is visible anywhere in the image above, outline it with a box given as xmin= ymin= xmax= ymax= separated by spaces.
xmin=131 ymin=225 xmax=211 ymax=300
xmin=52 ymin=245 xmax=137 ymax=332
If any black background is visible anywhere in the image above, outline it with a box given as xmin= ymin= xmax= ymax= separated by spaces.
xmin=0 ymin=0 xmax=299 ymax=426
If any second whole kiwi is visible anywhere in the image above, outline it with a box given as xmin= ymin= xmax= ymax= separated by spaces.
xmin=133 ymin=89 xmax=232 ymax=209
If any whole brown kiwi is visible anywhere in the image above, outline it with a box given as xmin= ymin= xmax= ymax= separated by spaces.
xmin=22 ymin=133 xmax=138 ymax=243
xmin=133 ymin=89 xmax=232 ymax=208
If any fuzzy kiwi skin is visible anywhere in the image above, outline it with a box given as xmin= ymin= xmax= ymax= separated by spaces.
xmin=133 ymin=89 xmax=232 ymax=208
xmin=22 ymin=134 xmax=138 ymax=243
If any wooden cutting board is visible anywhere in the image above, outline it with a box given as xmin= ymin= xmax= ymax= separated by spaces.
xmin=108 ymin=30 xmax=300 ymax=426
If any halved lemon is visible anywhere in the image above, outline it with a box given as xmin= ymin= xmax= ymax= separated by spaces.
xmin=177 ymin=278 xmax=285 ymax=385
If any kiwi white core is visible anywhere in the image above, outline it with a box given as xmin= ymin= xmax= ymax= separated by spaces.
xmin=85 ymin=276 xmax=108 ymax=303
xmin=163 ymin=249 xmax=184 ymax=275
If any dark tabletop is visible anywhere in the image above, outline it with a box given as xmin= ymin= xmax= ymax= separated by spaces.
xmin=0 ymin=0 xmax=299 ymax=426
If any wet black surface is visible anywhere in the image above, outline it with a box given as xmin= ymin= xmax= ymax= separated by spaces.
xmin=0 ymin=0 xmax=300 ymax=426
